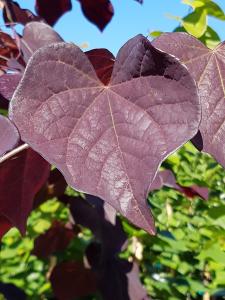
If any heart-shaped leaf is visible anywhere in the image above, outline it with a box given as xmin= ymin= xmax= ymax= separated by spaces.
xmin=21 ymin=22 xmax=64 ymax=63
xmin=153 ymin=32 xmax=225 ymax=167
xmin=0 ymin=148 xmax=50 ymax=236
xmin=0 ymin=115 xmax=20 ymax=156
xmin=35 ymin=0 xmax=72 ymax=26
xmin=9 ymin=35 xmax=201 ymax=234
xmin=78 ymin=0 xmax=114 ymax=31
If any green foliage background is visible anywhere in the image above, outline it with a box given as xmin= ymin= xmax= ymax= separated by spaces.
xmin=1 ymin=1 xmax=225 ymax=299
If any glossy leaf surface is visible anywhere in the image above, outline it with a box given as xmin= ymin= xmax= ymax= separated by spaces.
xmin=153 ymin=32 xmax=225 ymax=168
xmin=9 ymin=35 xmax=201 ymax=233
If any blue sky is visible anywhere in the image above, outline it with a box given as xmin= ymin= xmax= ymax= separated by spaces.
xmin=2 ymin=0 xmax=225 ymax=54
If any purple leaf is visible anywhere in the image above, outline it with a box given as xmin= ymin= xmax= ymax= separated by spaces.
xmin=150 ymin=169 xmax=208 ymax=200
xmin=33 ymin=220 xmax=75 ymax=258
xmin=78 ymin=0 xmax=114 ymax=31
xmin=0 ymin=115 xmax=20 ymax=156
xmin=153 ymin=33 xmax=225 ymax=167
xmin=0 ymin=32 xmax=19 ymax=72
xmin=9 ymin=35 xmax=201 ymax=234
xmin=50 ymin=261 xmax=97 ymax=300
xmin=35 ymin=0 xmax=72 ymax=26
xmin=21 ymin=22 xmax=64 ymax=63
xmin=127 ymin=263 xmax=150 ymax=300
xmin=0 ymin=148 xmax=50 ymax=236
xmin=86 ymin=48 xmax=115 ymax=85
xmin=0 ymin=73 xmax=22 ymax=100
xmin=3 ymin=0 xmax=41 ymax=26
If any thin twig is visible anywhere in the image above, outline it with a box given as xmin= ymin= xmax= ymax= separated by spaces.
xmin=0 ymin=143 xmax=29 ymax=164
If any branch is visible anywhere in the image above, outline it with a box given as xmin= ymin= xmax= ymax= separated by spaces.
xmin=0 ymin=143 xmax=29 ymax=164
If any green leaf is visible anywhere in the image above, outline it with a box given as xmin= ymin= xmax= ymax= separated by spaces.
xmin=182 ymin=0 xmax=207 ymax=9
xmin=208 ymin=206 xmax=225 ymax=218
xmin=204 ymin=1 xmax=225 ymax=20
xmin=197 ymin=244 xmax=225 ymax=263
xmin=182 ymin=8 xmax=207 ymax=38
xmin=199 ymin=26 xmax=221 ymax=49
xmin=149 ymin=30 xmax=162 ymax=38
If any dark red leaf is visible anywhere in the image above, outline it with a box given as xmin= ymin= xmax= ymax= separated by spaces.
xmin=0 ymin=216 xmax=12 ymax=239
xmin=33 ymin=220 xmax=74 ymax=258
xmin=0 ymin=115 xmax=20 ymax=156
xmin=0 ymin=98 xmax=9 ymax=110
xmin=150 ymin=169 xmax=208 ymax=200
xmin=33 ymin=168 xmax=67 ymax=208
xmin=0 ymin=73 xmax=22 ymax=100
xmin=21 ymin=22 xmax=64 ymax=63
xmin=86 ymin=48 xmax=115 ymax=85
xmin=35 ymin=0 xmax=72 ymax=26
xmin=79 ymin=0 xmax=114 ymax=31
xmin=179 ymin=185 xmax=209 ymax=200
xmin=0 ymin=31 xmax=19 ymax=71
xmin=153 ymin=33 xmax=225 ymax=168
xmin=3 ymin=0 xmax=41 ymax=26
xmin=9 ymin=35 xmax=201 ymax=234
xmin=50 ymin=261 xmax=97 ymax=300
xmin=47 ymin=169 xmax=67 ymax=198
xmin=0 ymin=148 xmax=50 ymax=235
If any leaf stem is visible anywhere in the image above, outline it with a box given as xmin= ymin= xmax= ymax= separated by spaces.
xmin=0 ymin=143 xmax=29 ymax=164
